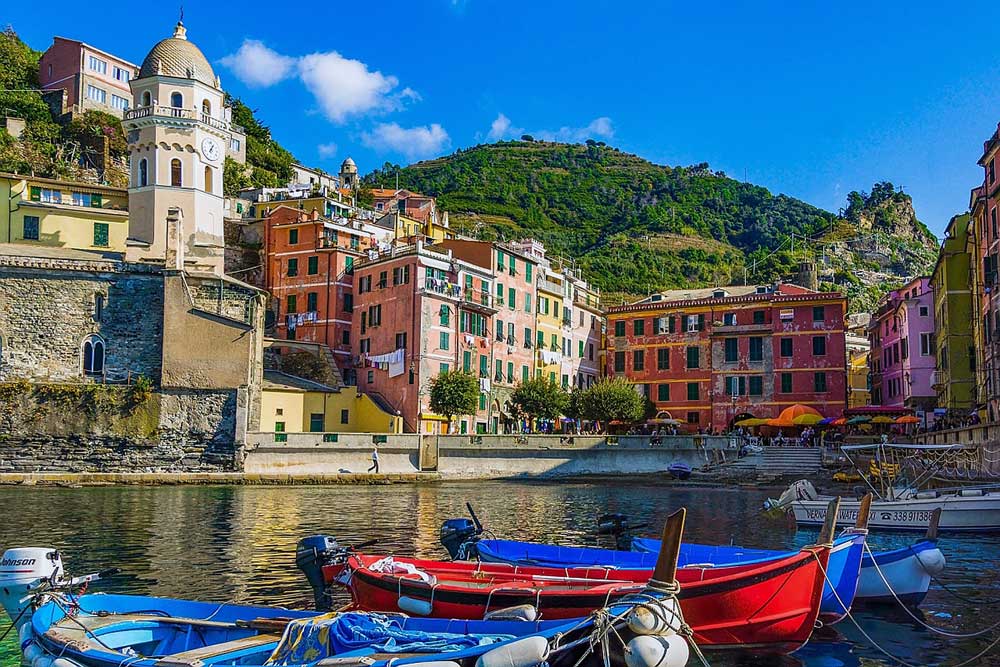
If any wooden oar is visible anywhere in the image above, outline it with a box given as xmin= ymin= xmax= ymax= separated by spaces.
xmin=647 ymin=508 xmax=686 ymax=592
xmin=926 ymin=508 xmax=942 ymax=541
xmin=818 ymin=497 xmax=841 ymax=546
xmin=855 ymin=493 xmax=873 ymax=530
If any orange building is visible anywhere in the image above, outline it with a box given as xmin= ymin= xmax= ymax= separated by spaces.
xmin=264 ymin=206 xmax=375 ymax=382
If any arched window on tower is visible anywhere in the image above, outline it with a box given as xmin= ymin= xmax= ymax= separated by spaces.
xmin=170 ymin=159 xmax=182 ymax=187
xmin=138 ymin=158 xmax=148 ymax=187
xmin=141 ymin=91 xmax=151 ymax=107
xmin=204 ymin=166 xmax=213 ymax=193
xmin=201 ymin=99 xmax=211 ymax=117
xmin=170 ymin=92 xmax=183 ymax=108
xmin=82 ymin=334 xmax=105 ymax=376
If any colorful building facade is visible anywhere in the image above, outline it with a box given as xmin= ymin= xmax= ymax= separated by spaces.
xmin=606 ymin=284 xmax=847 ymax=431
xmin=973 ymin=124 xmax=1000 ymax=421
xmin=0 ymin=173 xmax=129 ymax=252
xmin=930 ymin=214 xmax=976 ymax=414
xmin=868 ymin=277 xmax=936 ymax=412
xmin=38 ymin=37 xmax=138 ymax=117
xmin=351 ymin=240 xmax=497 ymax=434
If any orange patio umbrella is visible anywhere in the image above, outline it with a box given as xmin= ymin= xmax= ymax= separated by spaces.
xmin=777 ymin=404 xmax=823 ymax=422
xmin=895 ymin=415 xmax=921 ymax=424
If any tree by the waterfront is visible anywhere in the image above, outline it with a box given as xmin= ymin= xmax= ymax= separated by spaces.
xmin=510 ymin=377 xmax=569 ymax=427
xmin=577 ymin=377 xmax=646 ymax=426
xmin=429 ymin=371 xmax=480 ymax=429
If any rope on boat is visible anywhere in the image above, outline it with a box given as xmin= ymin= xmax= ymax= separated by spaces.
xmin=906 ymin=545 xmax=1000 ymax=607
xmin=812 ymin=552 xmax=1000 ymax=667
xmin=862 ymin=542 xmax=1000 ymax=637
xmin=0 ymin=604 xmax=30 ymax=644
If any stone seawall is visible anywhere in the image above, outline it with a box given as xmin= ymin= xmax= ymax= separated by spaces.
xmin=243 ymin=433 xmax=735 ymax=479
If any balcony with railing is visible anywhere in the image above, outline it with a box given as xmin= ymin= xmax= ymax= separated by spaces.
xmin=537 ymin=278 xmax=563 ymax=295
xmin=931 ymin=370 xmax=948 ymax=389
xmin=123 ymin=105 xmax=245 ymax=133
xmin=462 ymin=289 xmax=497 ymax=314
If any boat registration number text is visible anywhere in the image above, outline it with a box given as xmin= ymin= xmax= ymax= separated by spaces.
xmin=802 ymin=508 xmax=934 ymax=524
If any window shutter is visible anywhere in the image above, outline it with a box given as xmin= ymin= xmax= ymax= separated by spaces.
xmin=697 ymin=314 xmax=705 ymax=331
xmin=29 ymin=186 xmax=40 ymax=202
xmin=668 ymin=316 xmax=675 ymax=333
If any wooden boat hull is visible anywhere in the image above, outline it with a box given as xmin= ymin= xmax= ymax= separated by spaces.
xmin=329 ymin=547 xmax=830 ymax=653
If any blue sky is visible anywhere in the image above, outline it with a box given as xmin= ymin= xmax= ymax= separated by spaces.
xmin=9 ymin=1 xmax=1000 ymax=236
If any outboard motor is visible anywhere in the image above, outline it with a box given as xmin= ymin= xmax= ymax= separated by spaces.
xmin=597 ymin=514 xmax=647 ymax=551
xmin=296 ymin=535 xmax=341 ymax=612
xmin=0 ymin=547 xmax=63 ymax=633
xmin=440 ymin=518 xmax=481 ymax=560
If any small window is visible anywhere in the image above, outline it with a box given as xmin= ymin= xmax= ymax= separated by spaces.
xmin=286 ymin=294 xmax=297 ymax=314
xmin=780 ymin=372 xmax=793 ymax=393
xmin=814 ymin=372 xmax=828 ymax=393
xmin=686 ymin=382 xmax=699 ymax=401
xmin=22 ymin=216 xmax=39 ymax=240
xmin=141 ymin=91 xmax=151 ymax=106
xmin=170 ymin=92 xmax=183 ymax=108
xmin=204 ymin=166 xmax=213 ymax=193
xmin=723 ymin=312 xmax=737 ymax=326
xmin=686 ymin=346 xmax=700 ymax=369
xmin=686 ymin=411 xmax=700 ymax=424
xmin=170 ymin=158 xmax=182 ymax=187
xmin=309 ymin=413 xmax=324 ymax=432
xmin=749 ymin=337 xmax=763 ymax=361
xmin=614 ymin=351 xmax=626 ymax=373
xmin=440 ymin=332 xmax=450 ymax=350
xmin=307 ymin=256 xmax=319 ymax=275
xmin=93 ymin=223 xmax=109 ymax=247
xmin=202 ymin=99 xmax=211 ymax=116
xmin=749 ymin=375 xmax=763 ymax=396
xmin=812 ymin=306 xmax=825 ymax=322
xmin=94 ymin=294 xmax=104 ymax=322
xmin=289 ymin=228 xmax=299 ymax=244
xmin=812 ymin=336 xmax=826 ymax=356
xmin=82 ymin=334 xmax=105 ymax=375
xmin=724 ymin=338 xmax=738 ymax=362
xmin=657 ymin=383 xmax=670 ymax=402
xmin=138 ymin=158 xmax=148 ymax=187
xmin=614 ymin=320 xmax=626 ymax=337
xmin=780 ymin=338 xmax=793 ymax=357
xmin=633 ymin=349 xmax=645 ymax=371
xmin=340 ymin=409 xmax=350 ymax=425
xmin=306 ymin=292 xmax=318 ymax=312
xmin=86 ymin=85 xmax=106 ymax=103
xmin=633 ymin=319 xmax=645 ymax=336
xmin=919 ymin=306 xmax=929 ymax=317
xmin=287 ymin=258 xmax=298 ymax=277
xmin=657 ymin=347 xmax=670 ymax=370
xmin=753 ymin=310 xmax=766 ymax=324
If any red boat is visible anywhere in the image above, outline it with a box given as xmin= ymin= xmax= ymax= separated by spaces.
xmin=326 ymin=544 xmax=831 ymax=653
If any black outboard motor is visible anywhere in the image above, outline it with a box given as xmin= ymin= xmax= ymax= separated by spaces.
xmin=440 ymin=518 xmax=480 ymax=559
xmin=597 ymin=513 xmax=647 ymax=551
xmin=296 ymin=535 xmax=340 ymax=612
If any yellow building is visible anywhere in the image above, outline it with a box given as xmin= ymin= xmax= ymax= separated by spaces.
xmin=376 ymin=210 xmax=455 ymax=243
xmin=260 ymin=371 xmax=403 ymax=433
xmin=535 ymin=271 xmax=565 ymax=384
xmin=968 ymin=186 xmax=987 ymax=417
xmin=0 ymin=173 xmax=129 ymax=252
xmin=930 ymin=213 xmax=976 ymax=413
xmin=847 ymin=336 xmax=871 ymax=408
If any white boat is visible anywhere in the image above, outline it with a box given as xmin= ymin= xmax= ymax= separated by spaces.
xmin=771 ymin=443 xmax=1000 ymax=532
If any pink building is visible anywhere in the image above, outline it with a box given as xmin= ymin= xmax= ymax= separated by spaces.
xmin=869 ymin=277 xmax=937 ymax=411
xmin=351 ymin=241 xmax=497 ymax=434
xmin=38 ymin=37 xmax=138 ymax=117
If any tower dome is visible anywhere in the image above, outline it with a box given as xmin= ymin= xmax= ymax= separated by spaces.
xmin=341 ymin=157 xmax=358 ymax=172
xmin=138 ymin=22 xmax=217 ymax=87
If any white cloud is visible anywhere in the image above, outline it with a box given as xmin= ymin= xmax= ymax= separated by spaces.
xmin=535 ymin=116 xmax=615 ymax=142
xmin=220 ymin=40 xmax=416 ymax=124
xmin=487 ymin=113 xmax=524 ymax=141
xmin=317 ymin=142 xmax=338 ymax=159
xmin=361 ymin=122 xmax=450 ymax=160
xmin=299 ymin=52 xmax=411 ymax=124
xmin=218 ymin=40 xmax=296 ymax=88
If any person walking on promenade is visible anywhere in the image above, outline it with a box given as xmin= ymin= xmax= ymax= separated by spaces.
xmin=368 ymin=444 xmax=380 ymax=474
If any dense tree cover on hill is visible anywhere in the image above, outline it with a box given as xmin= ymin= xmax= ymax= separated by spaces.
xmin=224 ymin=95 xmax=296 ymax=194
xmin=364 ymin=142 xmax=937 ymax=302
xmin=364 ymin=141 xmax=841 ymax=296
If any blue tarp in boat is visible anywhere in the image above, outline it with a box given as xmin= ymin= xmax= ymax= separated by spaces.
xmin=266 ymin=612 xmax=516 ymax=666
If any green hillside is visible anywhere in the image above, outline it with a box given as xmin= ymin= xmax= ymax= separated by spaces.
xmin=364 ymin=141 xmax=938 ymax=308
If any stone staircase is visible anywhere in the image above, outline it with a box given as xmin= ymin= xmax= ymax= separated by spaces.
xmin=724 ymin=447 xmax=824 ymax=479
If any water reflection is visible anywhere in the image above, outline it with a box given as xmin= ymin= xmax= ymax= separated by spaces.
xmin=1 ymin=481 xmax=998 ymax=667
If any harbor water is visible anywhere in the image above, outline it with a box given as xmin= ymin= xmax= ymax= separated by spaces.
xmin=2 ymin=480 xmax=998 ymax=666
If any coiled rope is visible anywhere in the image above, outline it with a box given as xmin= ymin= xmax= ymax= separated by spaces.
xmin=812 ymin=552 xmax=1000 ymax=667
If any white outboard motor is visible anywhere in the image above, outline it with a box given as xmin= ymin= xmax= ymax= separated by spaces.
xmin=0 ymin=547 xmax=63 ymax=633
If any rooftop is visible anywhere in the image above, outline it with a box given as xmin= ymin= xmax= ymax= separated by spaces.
xmin=138 ymin=22 xmax=216 ymax=87
xmin=263 ymin=370 xmax=339 ymax=393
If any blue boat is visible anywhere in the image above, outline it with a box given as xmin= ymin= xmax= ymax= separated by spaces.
xmin=21 ymin=592 xmax=682 ymax=667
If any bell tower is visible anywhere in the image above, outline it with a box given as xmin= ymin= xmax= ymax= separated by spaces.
xmin=123 ymin=20 xmax=233 ymax=274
